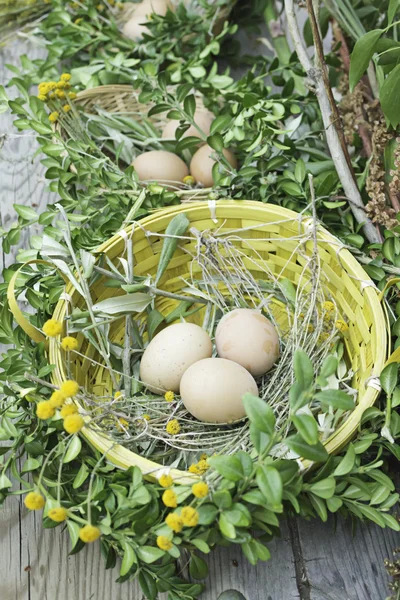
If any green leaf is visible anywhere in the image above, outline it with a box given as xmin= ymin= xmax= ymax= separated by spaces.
xmin=293 ymin=350 xmax=314 ymax=389
xmin=0 ymin=473 xmax=12 ymax=489
xmin=326 ymin=496 xmax=343 ymax=512
xmin=207 ymin=133 xmax=224 ymax=152
xmin=13 ymin=204 xmax=38 ymax=221
xmin=333 ymin=444 xmax=355 ymax=476
xmin=139 ymin=570 xmax=157 ymax=600
xmin=21 ymin=458 xmax=41 ymax=473
xmin=349 ymin=29 xmax=383 ymax=91
xmin=242 ymin=394 xmax=275 ymax=434
xmin=249 ymin=425 xmax=272 ymax=454
xmin=191 ymin=539 xmax=210 ymax=553
xmin=131 ymin=485 xmax=151 ymax=505
xmin=210 ymin=114 xmax=231 ymax=134
xmin=189 ymin=554 xmax=208 ymax=579
xmin=388 ymin=0 xmax=399 ymax=25
xmin=219 ymin=513 xmax=236 ymax=539
xmin=120 ymin=541 xmax=137 ymax=576
xmin=286 ymin=435 xmax=329 ymax=462
xmin=197 ymin=504 xmax=218 ymax=524
xmin=64 ymin=436 xmax=82 ymax=464
xmin=155 ymin=213 xmax=190 ymax=284
xmin=137 ymin=546 xmax=165 ymax=564
xmin=183 ymin=94 xmax=196 ymax=119
xmin=208 ymin=455 xmax=244 ymax=481
xmin=92 ymin=293 xmax=152 ymax=315
xmin=67 ymin=520 xmax=81 ymax=550
xmin=315 ymin=390 xmax=355 ymax=410
xmin=295 ymin=158 xmax=306 ymax=184
xmin=320 ymin=355 xmax=338 ymax=379
xmin=256 ymin=466 xmax=283 ymax=509
xmin=73 ymin=463 xmax=89 ymax=488
xmin=308 ymin=477 xmax=335 ymax=499
xmin=380 ymin=63 xmax=400 ymax=128
xmin=292 ymin=413 xmax=319 ymax=445
xmin=380 ymin=363 xmax=398 ymax=396
xmin=309 ymin=493 xmax=328 ymax=521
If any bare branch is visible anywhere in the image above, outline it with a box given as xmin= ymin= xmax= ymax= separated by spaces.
xmin=284 ymin=0 xmax=381 ymax=244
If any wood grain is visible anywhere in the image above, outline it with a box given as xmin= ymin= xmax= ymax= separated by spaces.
xmin=0 ymin=35 xmax=396 ymax=600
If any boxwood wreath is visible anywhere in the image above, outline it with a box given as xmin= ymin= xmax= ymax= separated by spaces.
xmin=1 ymin=1 xmax=400 ymax=599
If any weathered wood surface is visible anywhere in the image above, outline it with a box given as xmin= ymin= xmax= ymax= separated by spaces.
xmin=0 ymin=35 xmax=397 ymax=600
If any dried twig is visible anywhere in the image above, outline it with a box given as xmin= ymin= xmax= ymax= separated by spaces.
xmin=284 ymin=0 xmax=380 ymax=244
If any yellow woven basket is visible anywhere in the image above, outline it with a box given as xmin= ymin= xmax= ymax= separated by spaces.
xmin=42 ymin=201 xmax=389 ymax=482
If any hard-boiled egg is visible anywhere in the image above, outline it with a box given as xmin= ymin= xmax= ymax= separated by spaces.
xmin=189 ymin=144 xmax=237 ymax=187
xmin=215 ymin=308 xmax=280 ymax=377
xmin=162 ymin=108 xmax=214 ymax=141
xmin=132 ymin=150 xmax=189 ymax=188
xmin=180 ymin=357 xmax=258 ymax=423
xmin=140 ymin=323 xmax=212 ymax=394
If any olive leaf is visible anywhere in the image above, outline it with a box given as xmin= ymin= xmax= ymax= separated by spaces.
xmin=155 ymin=213 xmax=190 ymax=284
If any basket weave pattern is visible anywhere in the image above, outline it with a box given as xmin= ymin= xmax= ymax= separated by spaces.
xmin=49 ymin=201 xmax=388 ymax=480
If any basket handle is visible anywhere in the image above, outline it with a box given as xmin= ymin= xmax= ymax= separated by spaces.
xmin=7 ymin=260 xmax=68 ymax=343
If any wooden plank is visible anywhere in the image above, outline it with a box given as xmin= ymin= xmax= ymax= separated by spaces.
xmin=295 ymin=516 xmax=397 ymax=600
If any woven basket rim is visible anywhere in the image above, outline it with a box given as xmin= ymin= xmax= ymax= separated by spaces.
xmin=49 ymin=200 xmax=389 ymax=482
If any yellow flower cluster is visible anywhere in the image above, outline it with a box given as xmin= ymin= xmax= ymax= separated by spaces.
xmin=188 ymin=458 xmax=209 ymax=475
xmin=335 ymin=320 xmax=349 ymax=333
xmin=117 ymin=417 xmax=129 ymax=431
xmin=37 ymin=74 xmax=77 ymax=122
xmin=48 ymin=507 xmax=68 ymax=522
xmin=24 ymin=491 xmax=45 ymax=511
xmin=165 ymin=513 xmax=183 ymax=533
xmin=43 ymin=318 xmax=63 ymax=337
xmin=49 ymin=111 xmax=59 ymax=123
xmin=61 ymin=380 xmax=80 ymax=397
xmin=166 ymin=419 xmax=180 ymax=435
xmin=79 ymin=524 xmax=101 ymax=543
xmin=159 ymin=474 xmax=173 ymax=488
xmin=181 ymin=506 xmax=199 ymax=527
xmin=323 ymin=301 xmax=335 ymax=313
xmin=36 ymin=401 xmax=56 ymax=420
xmin=49 ymin=391 xmax=66 ymax=408
xmin=36 ymin=380 xmax=81 ymax=436
xmin=162 ymin=489 xmax=177 ymax=508
xmin=157 ymin=535 xmax=172 ymax=551
xmin=183 ymin=175 xmax=195 ymax=186
xmin=64 ymin=413 xmax=84 ymax=434
xmin=61 ymin=336 xmax=78 ymax=351
xmin=60 ymin=403 xmax=78 ymax=418
xmin=192 ymin=482 xmax=209 ymax=498
xmin=164 ymin=390 xmax=175 ymax=402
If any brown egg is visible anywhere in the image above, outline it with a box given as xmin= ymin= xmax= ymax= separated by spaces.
xmin=132 ymin=150 xmax=189 ymax=188
xmin=122 ymin=16 xmax=149 ymax=40
xmin=189 ymin=144 xmax=237 ymax=187
xmin=180 ymin=358 xmax=259 ymax=423
xmin=134 ymin=0 xmax=172 ymax=16
xmin=215 ymin=309 xmax=280 ymax=377
xmin=140 ymin=323 xmax=212 ymax=394
xmin=162 ymin=109 xmax=214 ymax=141
xmin=122 ymin=0 xmax=172 ymax=40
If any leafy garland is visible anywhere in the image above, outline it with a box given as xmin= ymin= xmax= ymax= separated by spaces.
xmin=0 ymin=1 xmax=400 ymax=599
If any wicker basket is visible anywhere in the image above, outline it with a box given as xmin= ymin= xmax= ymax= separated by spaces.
xmin=45 ymin=201 xmax=388 ymax=482
xmin=59 ymin=84 xmax=213 ymax=203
